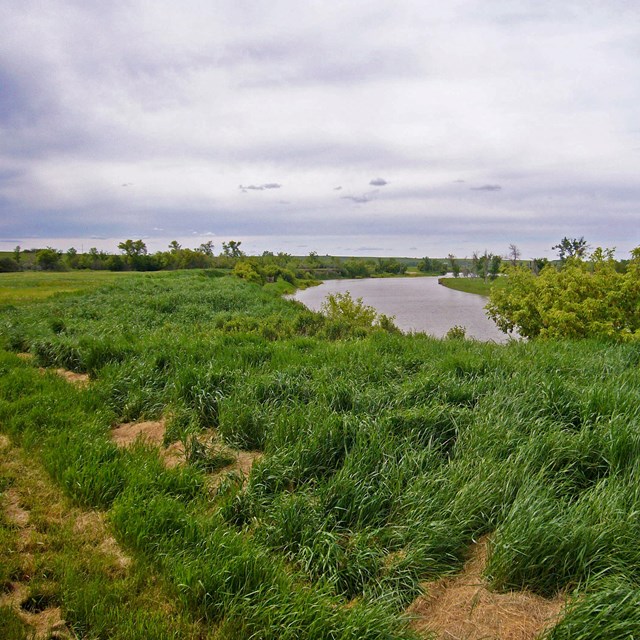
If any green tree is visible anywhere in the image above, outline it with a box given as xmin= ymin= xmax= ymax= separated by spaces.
xmin=448 ymin=254 xmax=460 ymax=278
xmin=65 ymin=247 xmax=79 ymax=269
xmin=490 ymin=254 xmax=502 ymax=279
xmin=233 ymin=260 xmax=264 ymax=284
xmin=342 ymin=259 xmax=371 ymax=278
xmin=197 ymin=241 xmax=214 ymax=257
xmin=321 ymin=291 xmax=396 ymax=331
xmin=118 ymin=239 xmax=148 ymax=257
xmin=35 ymin=247 xmax=63 ymax=271
xmin=486 ymin=247 xmax=640 ymax=341
xmin=552 ymin=236 xmax=588 ymax=261
xmin=0 ymin=257 xmax=20 ymax=272
xmin=222 ymin=240 xmax=244 ymax=258
xmin=531 ymin=257 xmax=549 ymax=275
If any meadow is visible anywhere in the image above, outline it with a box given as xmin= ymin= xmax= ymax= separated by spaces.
xmin=1 ymin=270 xmax=639 ymax=638
xmin=438 ymin=276 xmax=508 ymax=297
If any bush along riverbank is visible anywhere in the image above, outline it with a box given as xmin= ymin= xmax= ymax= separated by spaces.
xmin=1 ymin=270 xmax=640 ymax=638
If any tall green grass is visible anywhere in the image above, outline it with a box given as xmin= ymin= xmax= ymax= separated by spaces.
xmin=1 ymin=271 xmax=640 ymax=636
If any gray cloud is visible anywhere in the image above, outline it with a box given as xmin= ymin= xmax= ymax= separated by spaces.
xmin=342 ymin=195 xmax=372 ymax=204
xmin=341 ymin=190 xmax=379 ymax=204
xmin=239 ymin=183 xmax=282 ymax=191
xmin=0 ymin=1 xmax=638 ymax=257
xmin=470 ymin=185 xmax=502 ymax=191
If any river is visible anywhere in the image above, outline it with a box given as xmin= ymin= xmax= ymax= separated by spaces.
xmin=290 ymin=276 xmax=511 ymax=343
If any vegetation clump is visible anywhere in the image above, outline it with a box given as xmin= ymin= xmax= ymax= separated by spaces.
xmin=487 ymin=246 xmax=640 ymax=341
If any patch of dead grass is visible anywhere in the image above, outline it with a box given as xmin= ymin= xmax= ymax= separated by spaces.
xmin=4 ymin=489 xmax=30 ymax=528
xmin=205 ymin=450 xmax=263 ymax=493
xmin=0 ymin=443 xmax=133 ymax=638
xmin=110 ymin=420 xmax=263 ymax=479
xmin=53 ymin=368 xmax=90 ymax=387
xmin=407 ymin=537 xmax=566 ymax=640
xmin=110 ymin=419 xmax=185 ymax=468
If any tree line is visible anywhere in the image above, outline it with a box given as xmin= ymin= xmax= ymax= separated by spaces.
xmin=0 ymin=240 xmax=419 ymax=282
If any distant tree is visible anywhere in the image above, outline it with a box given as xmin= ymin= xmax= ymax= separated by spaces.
xmin=481 ymin=250 xmax=492 ymax=283
xmin=0 ymin=257 xmax=20 ymax=272
xmin=376 ymin=258 xmax=407 ymax=275
xmin=65 ymin=247 xmax=80 ymax=269
xmin=117 ymin=239 xmax=159 ymax=271
xmin=471 ymin=252 xmax=480 ymax=277
xmin=417 ymin=256 xmax=433 ymax=273
xmin=106 ymin=254 xmax=125 ymax=271
xmin=508 ymin=244 xmax=521 ymax=266
xmin=197 ymin=241 xmax=214 ymax=257
xmin=531 ymin=257 xmax=549 ymax=275
xmin=174 ymin=248 xmax=211 ymax=269
xmin=118 ymin=239 xmax=148 ymax=257
xmin=36 ymin=247 xmax=63 ymax=271
xmin=168 ymin=240 xmax=182 ymax=253
xmin=552 ymin=236 xmax=588 ymax=261
xmin=13 ymin=245 xmax=21 ymax=264
xmin=222 ymin=240 xmax=244 ymax=258
xmin=342 ymin=259 xmax=371 ymax=278
xmin=275 ymin=252 xmax=291 ymax=267
xmin=490 ymin=254 xmax=502 ymax=279
xmin=448 ymin=254 xmax=460 ymax=278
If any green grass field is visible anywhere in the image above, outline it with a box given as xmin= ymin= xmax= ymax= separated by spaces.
xmin=1 ymin=270 xmax=639 ymax=638
xmin=439 ymin=276 xmax=508 ymax=296
xmin=0 ymin=270 xmax=148 ymax=305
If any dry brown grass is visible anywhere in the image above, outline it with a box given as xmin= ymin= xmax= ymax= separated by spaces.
xmin=110 ymin=419 xmax=185 ymax=467
xmin=51 ymin=368 xmax=90 ymax=387
xmin=407 ymin=537 xmax=566 ymax=640
xmin=110 ymin=419 xmax=263 ymax=480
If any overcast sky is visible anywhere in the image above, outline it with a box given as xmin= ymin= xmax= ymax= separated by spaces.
xmin=1 ymin=0 xmax=639 ymax=258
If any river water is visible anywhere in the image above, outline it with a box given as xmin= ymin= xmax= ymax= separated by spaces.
xmin=290 ymin=276 xmax=510 ymax=343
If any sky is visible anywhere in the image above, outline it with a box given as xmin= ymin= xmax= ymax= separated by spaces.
xmin=1 ymin=0 xmax=639 ymax=259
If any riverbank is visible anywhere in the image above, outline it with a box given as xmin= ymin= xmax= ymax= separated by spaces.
xmin=438 ymin=276 xmax=508 ymax=297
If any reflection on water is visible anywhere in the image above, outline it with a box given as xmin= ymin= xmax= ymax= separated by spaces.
xmin=290 ymin=277 xmax=511 ymax=343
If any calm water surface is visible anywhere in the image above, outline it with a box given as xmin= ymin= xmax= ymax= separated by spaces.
xmin=291 ymin=277 xmax=511 ymax=343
